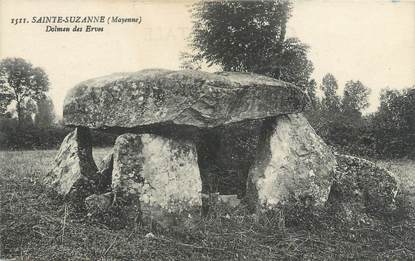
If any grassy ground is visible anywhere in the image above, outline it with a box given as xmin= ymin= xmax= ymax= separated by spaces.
xmin=1 ymin=149 xmax=415 ymax=260
xmin=377 ymin=159 xmax=415 ymax=198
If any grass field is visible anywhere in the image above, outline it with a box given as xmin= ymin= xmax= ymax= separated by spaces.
xmin=1 ymin=149 xmax=415 ymax=260
xmin=376 ymin=159 xmax=415 ymax=197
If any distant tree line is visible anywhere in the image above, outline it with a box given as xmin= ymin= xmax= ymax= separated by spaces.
xmin=0 ymin=58 xmax=115 ymax=150
xmin=183 ymin=0 xmax=415 ymax=159
xmin=1 ymin=0 xmax=414 ymax=158
xmin=305 ymin=73 xmax=415 ymax=159
xmin=0 ymin=115 xmax=116 ymax=150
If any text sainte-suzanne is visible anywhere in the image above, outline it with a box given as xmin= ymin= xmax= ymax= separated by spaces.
xmin=10 ymin=16 xmax=142 ymax=32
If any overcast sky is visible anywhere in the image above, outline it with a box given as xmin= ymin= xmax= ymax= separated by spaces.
xmin=1 ymin=0 xmax=414 ymax=117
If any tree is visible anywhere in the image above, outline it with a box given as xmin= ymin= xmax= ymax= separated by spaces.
xmin=375 ymin=87 xmax=415 ymax=130
xmin=0 ymin=71 xmax=12 ymax=117
xmin=179 ymin=51 xmax=202 ymax=70
xmin=371 ymin=87 xmax=415 ymax=158
xmin=305 ymin=79 xmax=319 ymax=108
xmin=342 ymin=81 xmax=370 ymax=113
xmin=320 ymin=73 xmax=341 ymax=113
xmin=34 ymin=95 xmax=56 ymax=128
xmin=303 ymin=78 xmax=326 ymax=135
xmin=265 ymin=38 xmax=314 ymax=89
xmin=0 ymin=58 xmax=49 ymax=127
xmin=341 ymin=80 xmax=370 ymax=125
xmin=188 ymin=0 xmax=313 ymax=89
xmin=314 ymin=73 xmax=343 ymax=144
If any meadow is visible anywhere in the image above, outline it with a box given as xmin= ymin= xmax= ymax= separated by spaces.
xmin=1 ymin=149 xmax=415 ymax=260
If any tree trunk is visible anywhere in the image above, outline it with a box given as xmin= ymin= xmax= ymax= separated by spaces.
xmin=16 ymin=98 xmax=22 ymax=129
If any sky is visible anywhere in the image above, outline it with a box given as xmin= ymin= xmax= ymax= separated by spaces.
xmin=1 ymin=0 xmax=414 ymax=117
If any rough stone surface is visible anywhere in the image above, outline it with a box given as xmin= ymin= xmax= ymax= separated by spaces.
xmin=329 ymin=154 xmax=399 ymax=223
xmin=247 ymin=114 xmax=336 ymax=211
xmin=63 ymin=69 xmax=308 ymax=129
xmin=44 ymin=127 xmax=98 ymax=199
xmin=112 ymin=133 xmax=202 ymax=224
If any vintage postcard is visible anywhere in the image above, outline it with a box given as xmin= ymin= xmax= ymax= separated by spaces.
xmin=1 ymin=0 xmax=414 ymax=260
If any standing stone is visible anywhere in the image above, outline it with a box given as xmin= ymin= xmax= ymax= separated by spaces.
xmin=45 ymin=127 xmax=98 ymax=200
xmin=247 ymin=114 xmax=336 ymax=211
xmin=329 ymin=154 xmax=399 ymax=224
xmin=112 ymin=133 xmax=202 ymax=225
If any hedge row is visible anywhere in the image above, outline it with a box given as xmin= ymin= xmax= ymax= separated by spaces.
xmin=0 ymin=126 xmax=116 ymax=150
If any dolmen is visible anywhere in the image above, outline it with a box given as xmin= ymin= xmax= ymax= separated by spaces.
xmin=45 ymin=69 xmax=399 ymax=226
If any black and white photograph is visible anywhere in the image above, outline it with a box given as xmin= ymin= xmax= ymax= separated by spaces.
xmin=0 ymin=0 xmax=414 ymax=259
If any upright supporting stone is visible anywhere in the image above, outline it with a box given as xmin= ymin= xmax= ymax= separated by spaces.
xmin=329 ymin=153 xmax=398 ymax=224
xmin=45 ymin=127 xmax=99 ymax=201
xmin=112 ymin=133 xmax=202 ymax=226
xmin=247 ymin=114 xmax=337 ymax=211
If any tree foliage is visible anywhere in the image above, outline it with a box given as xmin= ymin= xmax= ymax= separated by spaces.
xmin=309 ymin=74 xmax=415 ymax=158
xmin=367 ymin=87 xmax=415 ymax=158
xmin=34 ymin=95 xmax=56 ymax=128
xmin=189 ymin=0 xmax=313 ymax=89
xmin=320 ymin=73 xmax=341 ymax=113
xmin=0 ymin=70 xmax=13 ymax=116
xmin=179 ymin=51 xmax=202 ymax=70
xmin=266 ymin=38 xmax=314 ymax=89
xmin=306 ymin=79 xmax=318 ymax=108
xmin=342 ymin=81 xmax=370 ymax=114
xmin=340 ymin=80 xmax=371 ymax=126
xmin=374 ymin=88 xmax=415 ymax=130
xmin=0 ymin=58 xmax=49 ymax=126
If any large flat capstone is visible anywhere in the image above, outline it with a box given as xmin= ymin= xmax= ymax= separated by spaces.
xmin=63 ymin=69 xmax=308 ymax=129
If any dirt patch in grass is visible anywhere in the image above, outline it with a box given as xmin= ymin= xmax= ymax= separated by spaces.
xmin=1 ymin=150 xmax=415 ymax=260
